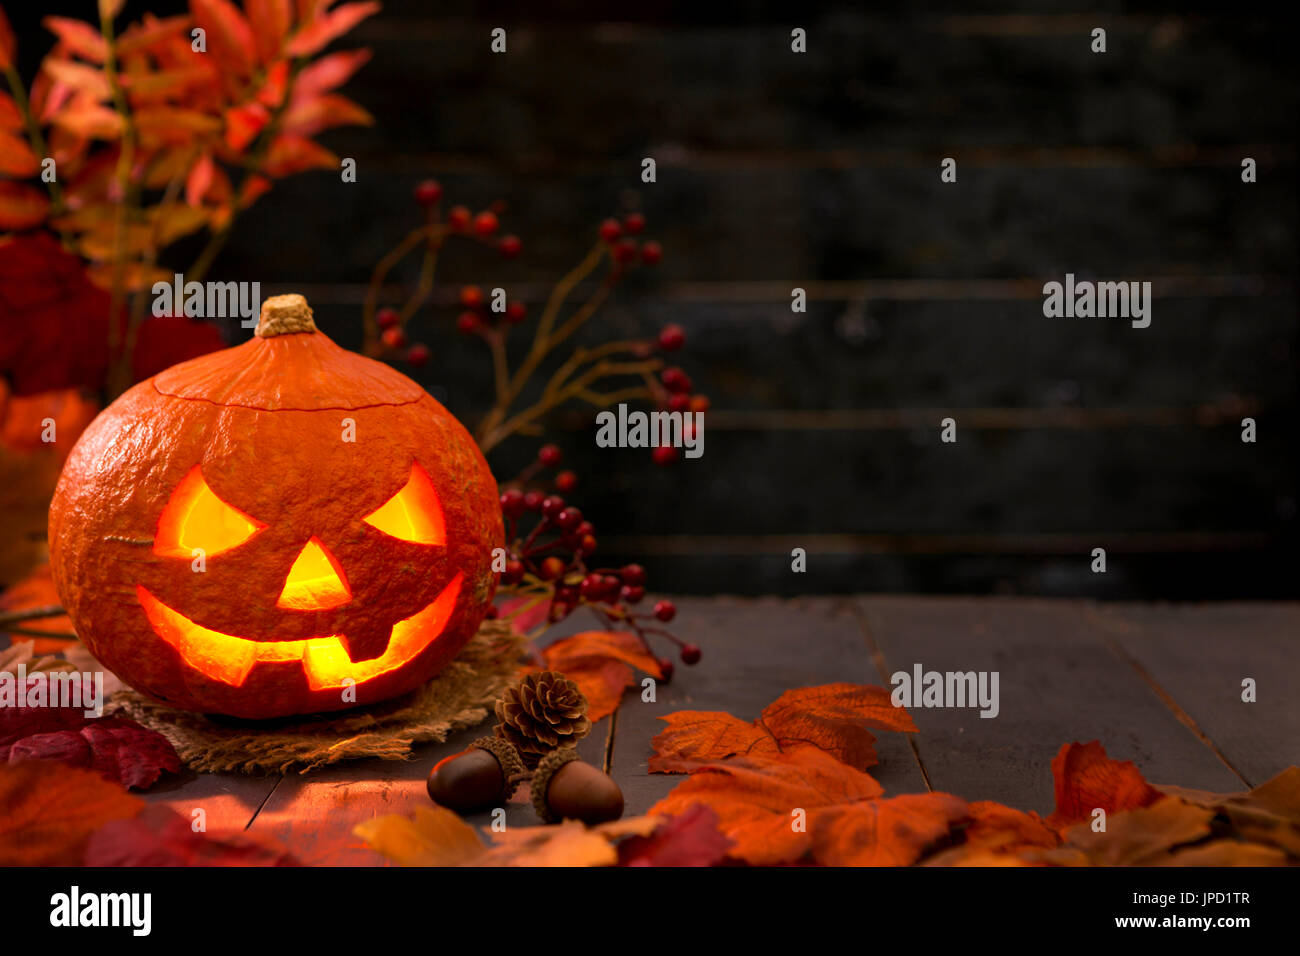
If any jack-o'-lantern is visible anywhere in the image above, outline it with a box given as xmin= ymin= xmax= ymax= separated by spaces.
xmin=48 ymin=294 xmax=502 ymax=719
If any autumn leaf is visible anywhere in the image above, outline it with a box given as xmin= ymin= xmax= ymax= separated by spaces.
xmin=617 ymin=805 xmax=733 ymax=867
xmin=285 ymin=1 xmax=380 ymax=58
xmin=1046 ymin=740 xmax=1162 ymax=831
xmin=0 ymin=561 xmax=79 ymax=654
xmin=245 ymin=0 xmax=293 ymax=63
xmin=0 ymin=761 xmax=143 ymax=865
xmin=650 ymin=747 xmax=884 ymax=865
xmin=1062 ymin=797 xmax=1214 ymax=865
xmin=5 ymin=717 xmax=181 ymax=790
xmin=281 ymin=92 xmax=372 ymax=137
xmin=49 ymin=99 xmax=123 ymax=139
xmin=1152 ymin=840 xmax=1288 ymax=867
xmin=543 ymin=630 xmax=663 ymax=721
xmin=86 ymin=805 xmax=300 ymax=866
xmin=224 ymin=101 xmax=271 ymax=150
xmin=191 ymin=0 xmax=257 ymax=78
xmin=185 ymin=151 xmax=216 ymax=206
xmin=959 ymin=800 xmax=1060 ymax=854
xmin=42 ymin=16 xmax=109 ymax=63
xmin=262 ymin=133 xmax=338 ymax=176
xmin=812 ymin=792 xmax=969 ymax=866
xmin=0 ymin=182 xmax=51 ymax=230
xmin=294 ymin=48 xmax=371 ymax=99
xmin=354 ymin=804 xmax=485 ymax=866
xmin=0 ymin=7 xmax=15 ymax=71
xmin=651 ymin=682 xmax=914 ymax=773
xmin=0 ymin=91 xmax=21 ymax=130
xmin=42 ymin=59 xmax=112 ymax=101
xmin=0 ymin=131 xmax=41 ymax=177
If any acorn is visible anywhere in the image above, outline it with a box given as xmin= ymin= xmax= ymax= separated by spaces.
xmin=427 ymin=737 xmax=526 ymax=813
xmin=531 ymin=748 xmax=624 ymax=824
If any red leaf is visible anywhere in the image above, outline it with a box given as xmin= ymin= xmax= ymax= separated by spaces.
xmin=499 ymin=595 xmax=549 ymax=636
xmin=131 ymin=313 xmax=226 ymax=381
xmin=0 ymin=7 xmax=15 ymax=71
xmin=0 ymin=91 xmax=21 ymax=130
xmin=0 ymin=762 xmax=143 ymax=865
xmin=42 ymin=16 xmax=109 ymax=63
xmin=294 ymin=48 xmax=371 ymax=99
xmin=245 ymin=0 xmax=293 ymax=63
xmin=86 ymin=805 xmax=301 ymax=866
xmin=0 ymin=131 xmax=40 ymax=177
xmin=186 ymin=151 xmax=216 ymax=206
xmin=262 ymin=133 xmax=337 ymax=176
xmin=285 ymin=1 xmax=380 ymax=57
xmin=618 ymin=806 xmax=733 ymax=867
xmin=281 ymin=92 xmax=372 ymax=137
xmin=224 ymin=101 xmax=270 ymax=150
xmin=543 ymin=630 xmax=665 ymax=720
xmin=191 ymin=0 xmax=257 ymax=77
xmin=1047 ymin=741 xmax=1162 ymax=831
xmin=236 ymin=173 xmax=272 ymax=208
xmin=811 ymin=792 xmax=969 ymax=866
xmin=0 ymin=182 xmax=50 ymax=230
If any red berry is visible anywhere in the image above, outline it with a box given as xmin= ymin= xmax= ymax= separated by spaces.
xmin=376 ymin=307 xmax=400 ymax=329
xmin=474 ymin=211 xmax=499 ymax=236
xmin=503 ymin=560 xmax=525 ymax=584
xmin=556 ymin=507 xmax=583 ymax=531
xmin=613 ymin=239 xmax=638 ymax=263
xmin=658 ymin=323 xmax=685 ymax=351
xmin=690 ymin=394 xmax=711 ymax=413
xmin=623 ymin=212 xmax=646 ymax=234
xmin=578 ymin=534 xmax=597 ymax=555
xmin=620 ymin=584 xmax=645 ymax=604
xmin=538 ymin=444 xmax=563 ymax=467
xmin=598 ymin=218 xmax=622 ymax=242
xmin=505 ymin=301 xmax=527 ymax=323
xmin=557 ymin=584 xmax=580 ymax=604
xmin=460 ymin=285 xmax=484 ymax=308
xmin=406 ymin=343 xmax=430 ymax=367
xmin=549 ymin=601 xmax=573 ymax=622
xmin=484 ymin=605 xmax=499 ymax=619
xmin=498 ymin=234 xmax=521 ymax=258
xmin=500 ymin=489 xmax=525 ymax=518
xmin=381 ymin=327 xmax=406 ymax=350
xmin=600 ymin=575 xmax=621 ymax=597
xmin=667 ymin=393 xmax=690 ymax=412
xmin=620 ymin=564 xmax=646 ymax=586
xmin=447 ymin=205 xmax=471 ymax=231
xmin=555 ymin=470 xmax=578 ymax=493
xmin=680 ymin=644 xmax=702 ymax=665
xmin=661 ymin=367 xmax=691 ymax=394
xmin=640 ymin=240 xmax=663 ymax=265
xmin=538 ymin=557 xmax=566 ymax=580
xmin=653 ymin=599 xmax=676 ymax=622
xmin=652 ymin=446 xmax=679 ymax=466
xmin=523 ymin=491 xmax=545 ymax=512
xmin=580 ymin=574 xmax=606 ymax=600
xmin=414 ymin=179 xmax=443 ymax=206
xmin=541 ymin=495 xmax=566 ymax=519
xmin=658 ymin=658 xmax=675 ymax=682
xmin=456 ymin=311 xmax=480 ymax=335
xmin=574 ymin=521 xmax=595 ymax=538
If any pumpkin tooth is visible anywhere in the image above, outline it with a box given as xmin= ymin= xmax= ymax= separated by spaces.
xmin=301 ymin=638 xmax=355 ymax=690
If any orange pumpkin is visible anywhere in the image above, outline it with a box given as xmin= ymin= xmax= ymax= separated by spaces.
xmin=48 ymin=294 xmax=502 ymax=719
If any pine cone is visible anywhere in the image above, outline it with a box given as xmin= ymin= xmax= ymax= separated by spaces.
xmin=495 ymin=671 xmax=591 ymax=767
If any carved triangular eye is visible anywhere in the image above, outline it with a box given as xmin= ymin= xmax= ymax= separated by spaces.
xmin=361 ymin=463 xmax=445 ymax=545
xmin=154 ymin=466 xmax=265 ymax=558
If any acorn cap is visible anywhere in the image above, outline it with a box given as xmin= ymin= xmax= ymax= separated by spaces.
xmin=469 ymin=735 xmax=527 ymax=801
xmin=531 ymin=747 xmax=581 ymax=823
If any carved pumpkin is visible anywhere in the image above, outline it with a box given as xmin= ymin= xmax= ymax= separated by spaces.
xmin=48 ymin=294 xmax=501 ymax=719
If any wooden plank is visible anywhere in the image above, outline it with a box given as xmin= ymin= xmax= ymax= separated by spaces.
xmin=142 ymin=771 xmax=282 ymax=833
xmin=1086 ymin=602 xmax=1300 ymax=787
xmin=856 ymin=595 xmax=1245 ymax=813
xmin=609 ymin=596 xmax=929 ymax=815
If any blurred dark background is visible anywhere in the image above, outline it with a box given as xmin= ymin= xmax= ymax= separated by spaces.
xmin=11 ymin=2 xmax=1297 ymax=599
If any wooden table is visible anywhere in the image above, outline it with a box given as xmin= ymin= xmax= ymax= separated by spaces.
xmin=140 ymin=597 xmax=1299 ymax=865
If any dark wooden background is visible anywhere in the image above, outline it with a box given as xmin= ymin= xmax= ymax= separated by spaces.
xmin=10 ymin=2 xmax=1298 ymax=599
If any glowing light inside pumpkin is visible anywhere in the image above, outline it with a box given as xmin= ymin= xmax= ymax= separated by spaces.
xmin=276 ymin=537 xmax=352 ymax=610
xmin=154 ymin=465 xmax=264 ymax=558
xmin=136 ymin=574 xmax=463 ymax=690
xmin=361 ymin=463 xmax=445 ymax=545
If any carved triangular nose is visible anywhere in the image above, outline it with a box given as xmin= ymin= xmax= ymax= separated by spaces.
xmin=277 ymin=537 xmax=351 ymax=610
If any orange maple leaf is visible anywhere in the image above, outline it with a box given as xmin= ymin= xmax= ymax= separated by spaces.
xmin=0 ymin=762 xmax=143 ymax=865
xmin=1047 ymin=740 xmax=1162 ymax=831
xmin=543 ymin=631 xmax=663 ymax=722
xmin=650 ymin=682 xmax=916 ymax=773
xmin=811 ymin=792 xmax=969 ymax=866
xmin=649 ymin=747 xmax=884 ymax=864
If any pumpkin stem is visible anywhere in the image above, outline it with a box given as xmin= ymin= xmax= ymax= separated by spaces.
xmin=256 ymin=294 xmax=318 ymax=337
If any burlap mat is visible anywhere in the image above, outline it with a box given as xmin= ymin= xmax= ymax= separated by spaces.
xmin=106 ymin=620 xmax=526 ymax=775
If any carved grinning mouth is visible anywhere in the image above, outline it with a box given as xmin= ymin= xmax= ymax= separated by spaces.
xmin=136 ymin=574 xmax=463 ymax=691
